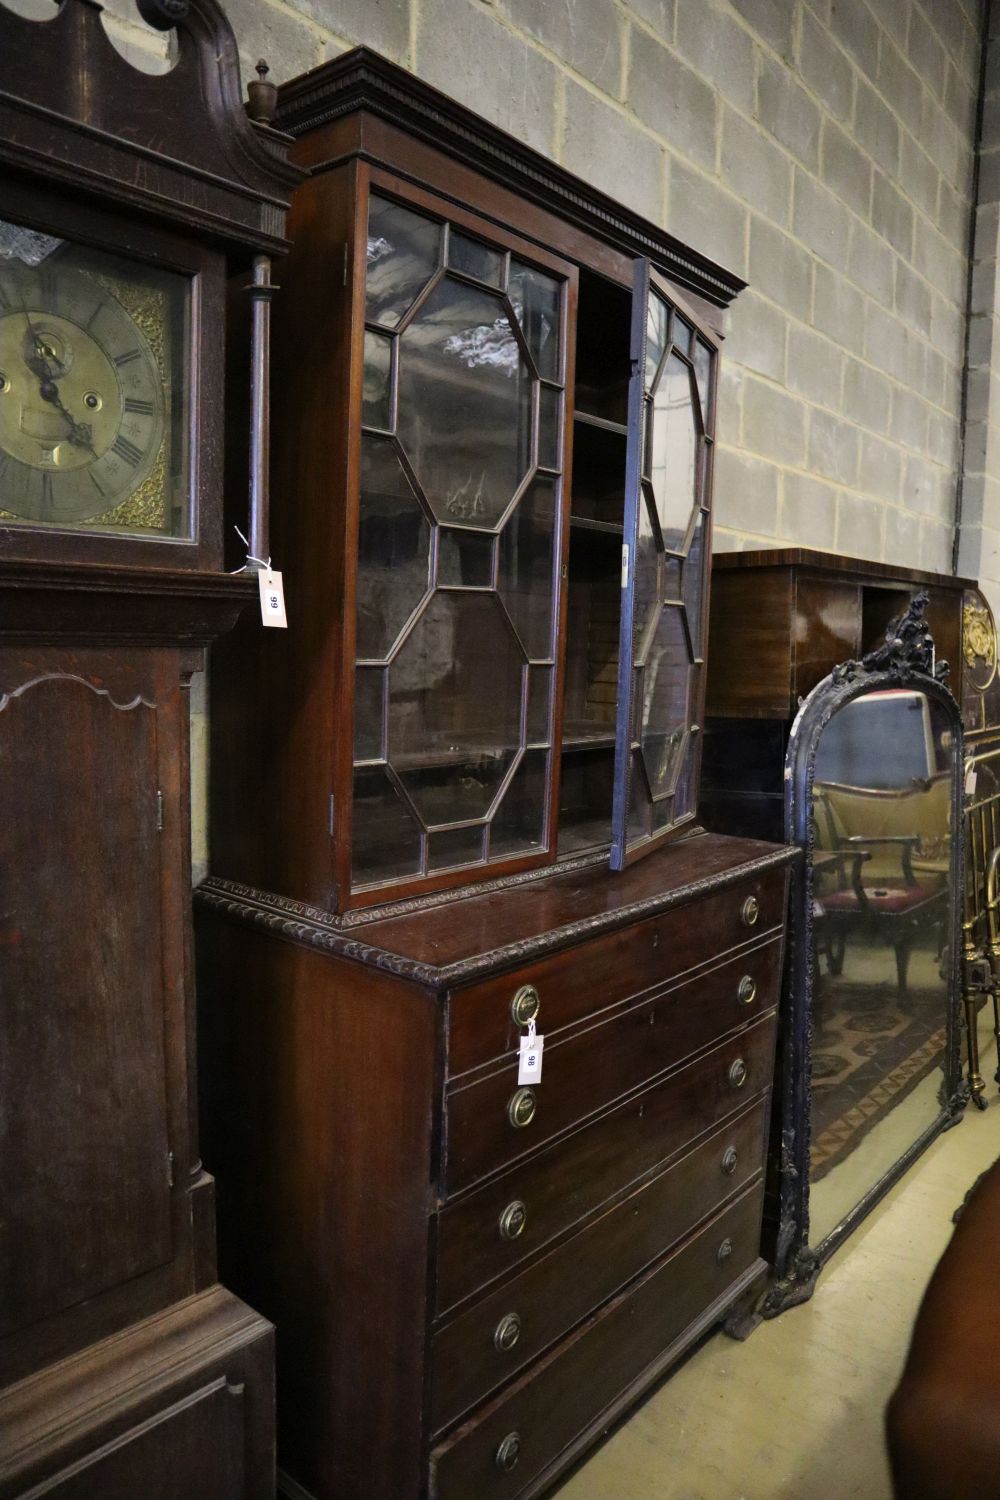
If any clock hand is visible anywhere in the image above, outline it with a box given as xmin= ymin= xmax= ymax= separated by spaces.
xmin=37 ymin=379 xmax=99 ymax=457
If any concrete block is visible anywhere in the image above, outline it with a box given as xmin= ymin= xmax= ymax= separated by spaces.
xmin=973 ymin=201 xmax=1000 ymax=264
xmin=628 ymin=31 xmax=718 ymax=172
xmin=979 ymin=146 xmax=1000 ymax=206
xmin=717 ymin=364 xmax=744 ymax=441
xmin=908 ymin=6 xmax=948 ymax=100
xmin=781 ymin=471 xmax=838 ymax=549
xmin=921 ymin=345 xmax=950 ymax=407
xmin=836 ymin=491 xmax=884 ymax=558
xmin=866 ymin=304 xmax=910 ymax=383
xmin=821 ymin=119 xmax=873 ymax=219
xmin=786 ymin=323 xmax=844 ymax=410
xmin=226 ymin=0 xmax=325 ymax=82
xmin=956 ymin=520 xmax=985 ymax=584
xmin=843 ymin=358 xmax=892 ymax=432
xmin=667 ymin=158 xmax=749 ymax=279
xmin=813 ymin=262 xmax=866 ymax=351
xmin=872 ymin=173 xmax=915 ymax=257
xmin=890 ymin=386 xmax=929 ymax=451
xmin=859 ymin=431 xmax=903 ymax=499
xmin=756 ymin=54 xmax=821 ymax=171
xmin=729 ymin=0 xmax=794 ymax=58
xmin=675 ymin=0 xmax=755 ymax=115
xmin=721 ymin=109 xmax=793 ymax=224
xmin=894 ymin=259 xmax=933 ymax=329
xmin=713 ymin=446 xmax=780 ymax=532
xmin=964 ymin=415 xmax=989 ymax=472
xmin=920 ymin=516 xmax=954 ymax=572
xmin=722 ymin=286 xmax=785 ymax=381
xmin=419 ymin=0 xmax=557 ymax=157
xmin=913 ymin=218 xmax=966 ymax=305
xmin=749 ymin=217 xmax=813 ymax=321
xmin=498 ymin=0 xmax=623 ymax=97
xmin=944 ymin=56 xmax=977 ymax=139
xmin=936 ymin=176 xmax=967 ymax=251
xmin=920 ymin=90 xmax=969 ymax=187
xmin=930 ymin=288 xmax=966 ymax=366
xmin=903 ymin=452 xmax=948 ymax=516
xmin=563 ymin=78 xmax=664 ymax=219
xmin=883 ymin=504 xmax=922 ymax=568
xmin=876 ymin=35 xmax=925 ymax=130
xmin=624 ymin=0 xmax=675 ymax=40
xmin=968 ymin=310 xmax=999 ymax=370
xmin=743 ymin=376 xmax=807 ymax=465
xmin=971 ymin=254 xmax=999 ymax=317
xmin=927 ymin=407 xmax=960 ymax=468
xmin=855 ymin=78 xmax=902 ymax=178
xmin=899 ymin=132 xmax=941 ymax=221
xmin=849 ymin=221 xmax=896 ymax=304
xmin=292 ymin=0 xmax=408 ymax=58
xmin=808 ymin=407 xmax=860 ymax=485
xmin=906 ymin=336 xmax=928 ymax=399
xmin=798 ymin=8 xmax=854 ymax=125
xmin=793 ymin=170 xmax=851 ymax=268
xmin=828 ymin=0 xmax=879 ymax=81
xmin=926 ymin=0 xmax=979 ymax=84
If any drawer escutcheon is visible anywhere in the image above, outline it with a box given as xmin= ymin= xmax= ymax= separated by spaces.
xmin=740 ymin=895 xmax=760 ymax=928
xmin=498 ymin=1199 xmax=527 ymax=1241
xmin=494 ymin=1312 xmax=522 ymax=1352
xmin=717 ymin=1237 xmax=734 ymax=1265
xmin=737 ymin=974 xmax=757 ymax=1006
xmin=510 ymin=984 xmax=540 ymax=1028
xmin=507 ymin=1087 xmax=537 ymax=1128
xmin=721 ymin=1145 xmax=739 ymax=1175
xmin=495 ymin=1433 xmax=522 ymax=1473
xmin=727 ymin=1057 xmax=748 ymax=1090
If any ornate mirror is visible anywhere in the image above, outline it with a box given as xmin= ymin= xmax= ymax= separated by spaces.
xmin=767 ymin=594 xmax=966 ymax=1314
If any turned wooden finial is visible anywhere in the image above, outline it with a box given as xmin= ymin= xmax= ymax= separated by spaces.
xmin=246 ymin=59 xmax=278 ymax=125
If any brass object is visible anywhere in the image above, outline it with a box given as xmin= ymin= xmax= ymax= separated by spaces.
xmin=727 ymin=1057 xmax=747 ymax=1090
xmin=721 ymin=1145 xmax=739 ymax=1175
xmin=716 ymin=1237 xmax=734 ymax=1265
xmin=963 ymin=600 xmax=997 ymax=692
xmin=507 ymin=1087 xmax=536 ymax=1128
xmin=495 ymin=1433 xmax=521 ymax=1473
xmin=498 ymin=1200 xmax=527 ymax=1241
xmin=740 ymin=895 xmax=760 ymax=927
xmin=737 ymin=974 xmax=757 ymax=1006
xmin=493 ymin=1312 xmax=522 ymax=1352
xmin=510 ymin=983 xmax=540 ymax=1028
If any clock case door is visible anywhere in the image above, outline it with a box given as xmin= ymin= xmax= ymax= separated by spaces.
xmin=611 ymin=260 xmax=718 ymax=871
xmin=0 ymin=174 xmax=225 ymax=572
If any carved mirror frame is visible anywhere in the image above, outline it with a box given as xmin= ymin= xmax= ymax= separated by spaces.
xmin=765 ymin=597 xmax=967 ymax=1317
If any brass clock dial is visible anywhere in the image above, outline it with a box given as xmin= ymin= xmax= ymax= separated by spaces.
xmin=0 ymin=260 xmax=165 ymax=523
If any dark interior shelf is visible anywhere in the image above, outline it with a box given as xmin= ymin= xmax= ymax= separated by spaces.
xmin=562 ymin=722 xmax=617 ymax=751
xmin=574 ymin=410 xmax=628 ymax=437
xmin=570 ymin=515 xmax=624 ymax=536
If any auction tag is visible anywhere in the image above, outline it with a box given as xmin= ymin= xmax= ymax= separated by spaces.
xmin=518 ymin=1019 xmax=544 ymax=1085
xmin=966 ymin=766 xmax=978 ymax=796
xmin=258 ymin=568 xmax=288 ymax=629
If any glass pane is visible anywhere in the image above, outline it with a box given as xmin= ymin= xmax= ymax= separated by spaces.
xmin=509 ymin=260 xmax=561 ymax=381
xmin=694 ymin=339 xmax=713 ymax=426
xmin=354 ymin=666 xmax=385 ymax=761
xmin=674 ymin=314 xmax=694 ymax=355
xmin=538 ymin=384 xmax=562 ymax=471
xmin=526 ymin=664 xmax=552 ymax=745
xmin=559 ymin=745 xmax=613 ymax=854
xmin=387 ymin=591 xmax=525 ymax=823
xmin=427 ymin=824 xmax=485 ymax=870
xmin=640 ymin=605 xmax=693 ymax=798
xmin=351 ymin=766 xmax=422 ymax=886
xmin=634 ymin=486 xmax=660 ymax=658
xmin=362 ymin=329 xmax=392 ymax=430
xmin=356 ymin=436 xmax=431 ymax=661
xmin=645 ymin=292 xmax=668 ymax=386
xmin=498 ymin=475 xmax=558 ymax=660
xmin=437 ymin=527 xmax=494 ymax=587
xmin=682 ymin=511 xmax=707 ymax=658
xmin=627 ymin=749 xmax=651 ymax=843
xmin=664 ymin=555 xmax=683 ymax=603
xmin=649 ymin=352 xmax=699 ymax=553
xmin=395 ymin=276 xmax=533 ymax=527
xmin=448 ymin=230 xmax=504 ymax=287
xmin=366 ymin=195 xmax=440 ymax=329
xmin=490 ymin=749 xmax=547 ymax=857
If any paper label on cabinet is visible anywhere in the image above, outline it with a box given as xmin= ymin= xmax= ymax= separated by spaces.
xmin=518 ymin=1026 xmax=544 ymax=1085
xmin=621 ymin=543 xmax=629 ymax=589
xmin=258 ymin=569 xmax=288 ymax=629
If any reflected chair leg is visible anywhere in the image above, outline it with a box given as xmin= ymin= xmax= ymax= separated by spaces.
xmin=894 ymin=936 xmax=912 ymax=995
xmin=963 ymin=966 xmax=988 ymax=1110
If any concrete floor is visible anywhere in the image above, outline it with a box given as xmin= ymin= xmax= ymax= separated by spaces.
xmin=553 ymin=1026 xmax=1000 ymax=1500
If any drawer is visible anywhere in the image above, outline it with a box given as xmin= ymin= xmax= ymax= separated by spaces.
xmin=444 ymin=938 xmax=781 ymax=1193
xmin=448 ymin=865 xmax=787 ymax=1076
xmin=429 ymin=1186 xmax=764 ymax=1500
xmin=431 ymin=1099 xmax=767 ymax=1434
xmin=434 ymin=1013 xmax=776 ymax=1314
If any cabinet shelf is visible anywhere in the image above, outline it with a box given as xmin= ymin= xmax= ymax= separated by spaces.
xmin=562 ymin=723 xmax=616 ymax=751
xmin=570 ymin=515 xmax=624 ymax=537
xmin=574 ymin=410 xmax=628 ymax=437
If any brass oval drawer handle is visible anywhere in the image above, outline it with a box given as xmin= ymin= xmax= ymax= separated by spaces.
xmin=495 ymin=1432 xmax=522 ymax=1473
xmin=728 ymin=1057 xmax=748 ymax=1090
xmin=508 ymin=1086 xmax=536 ymax=1129
xmin=494 ymin=1312 xmax=522 ymax=1352
xmin=737 ymin=974 xmax=757 ymax=1006
xmin=510 ymin=983 xmax=540 ymax=1028
xmin=717 ymin=1237 xmax=734 ymax=1266
xmin=740 ymin=895 xmax=760 ymax=928
xmin=721 ymin=1145 xmax=739 ymax=1176
xmin=498 ymin=1199 xmax=527 ymax=1241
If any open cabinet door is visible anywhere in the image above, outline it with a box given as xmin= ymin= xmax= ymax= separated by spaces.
xmin=610 ymin=259 xmax=718 ymax=871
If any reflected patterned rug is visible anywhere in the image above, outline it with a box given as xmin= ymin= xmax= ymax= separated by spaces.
xmin=810 ymin=969 xmax=946 ymax=1182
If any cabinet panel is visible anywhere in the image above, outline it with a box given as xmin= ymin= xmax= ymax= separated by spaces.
xmin=0 ymin=669 xmax=172 ymax=1338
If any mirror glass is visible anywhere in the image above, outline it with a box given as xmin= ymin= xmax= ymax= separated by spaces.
xmin=808 ymin=687 xmax=955 ymax=1245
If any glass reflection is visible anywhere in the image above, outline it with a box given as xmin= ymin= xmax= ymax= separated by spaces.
xmin=647 ymin=352 xmax=699 ymax=553
xmin=366 ymin=195 xmax=441 ymax=328
xmin=808 ymin=689 xmax=954 ymax=1246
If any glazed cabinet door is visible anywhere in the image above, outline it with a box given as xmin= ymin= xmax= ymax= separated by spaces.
xmin=345 ymin=172 xmax=576 ymax=905
xmin=611 ymin=261 xmax=718 ymax=870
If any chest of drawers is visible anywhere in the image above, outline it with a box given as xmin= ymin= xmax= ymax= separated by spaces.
xmin=196 ymin=832 xmax=793 ymax=1499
